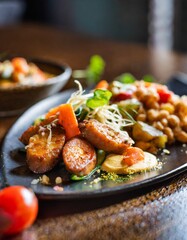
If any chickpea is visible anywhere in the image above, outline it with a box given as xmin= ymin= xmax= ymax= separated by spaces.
xmin=180 ymin=117 xmax=187 ymax=131
xmin=182 ymin=125 xmax=187 ymax=132
xmin=145 ymin=99 xmax=159 ymax=109
xmin=163 ymin=127 xmax=174 ymax=144
xmin=147 ymin=109 xmax=159 ymax=122
xmin=177 ymin=112 xmax=185 ymax=122
xmin=135 ymin=87 xmax=148 ymax=102
xmin=167 ymin=115 xmax=180 ymax=128
xmin=136 ymin=114 xmax=146 ymax=122
xmin=153 ymin=121 xmax=164 ymax=131
xmin=169 ymin=94 xmax=180 ymax=106
xmin=173 ymin=126 xmax=181 ymax=135
xmin=147 ymin=88 xmax=159 ymax=102
xmin=174 ymin=127 xmax=187 ymax=143
xmin=157 ymin=110 xmax=169 ymax=120
xmin=175 ymin=97 xmax=187 ymax=114
xmin=55 ymin=177 xmax=62 ymax=184
xmin=176 ymin=131 xmax=187 ymax=143
xmin=138 ymin=106 xmax=146 ymax=114
xmin=160 ymin=118 xmax=168 ymax=127
xmin=160 ymin=103 xmax=174 ymax=114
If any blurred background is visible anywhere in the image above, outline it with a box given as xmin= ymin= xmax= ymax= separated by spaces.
xmin=0 ymin=0 xmax=186 ymax=52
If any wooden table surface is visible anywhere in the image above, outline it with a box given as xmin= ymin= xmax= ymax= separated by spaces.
xmin=0 ymin=24 xmax=187 ymax=240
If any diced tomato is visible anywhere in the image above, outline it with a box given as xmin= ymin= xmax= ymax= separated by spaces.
xmin=123 ymin=147 xmax=145 ymax=166
xmin=157 ymin=88 xmax=172 ymax=103
xmin=114 ymin=92 xmax=133 ymax=101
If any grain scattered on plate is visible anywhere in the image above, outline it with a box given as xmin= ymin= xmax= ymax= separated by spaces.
xmin=31 ymin=178 xmax=40 ymax=185
xmin=39 ymin=174 xmax=50 ymax=185
xmin=55 ymin=176 xmax=62 ymax=184
xmin=53 ymin=186 xmax=64 ymax=192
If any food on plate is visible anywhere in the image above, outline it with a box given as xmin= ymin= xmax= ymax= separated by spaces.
xmin=20 ymin=115 xmax=57 ymax=145
xmin=109 ymin=80 xmax=187 ymax=152
xmin=19 ymin=77 xmax=187 ymax=182
xmin=132 ymin=121 xmax=167 ymax=151
xmin=0 ymin=186 xmax=38 ymax=235
xmin=26 ymin=123 xmax=65 ymax=173
xmin=63 ymin=137 xmax=97 ymax=176
xmin=0 ymin=57 xmax=53 ymax=88
xmin=101 ymin=151 xmax=157 ymax=174
xmin=79 ymin=119 xmax=132 ymax=154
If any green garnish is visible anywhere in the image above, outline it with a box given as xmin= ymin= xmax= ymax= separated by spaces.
xmin=86 ymin=89 xmax=112 ymax=109
xmin=86 ymin=55 xmax=105 ymax=84
xmin=115 ymin=72 xmax=155 ymax=84
xmin=33 ymin=115 xmax=45 ymax=126
xmin=75 ymin=107 xmax=88 ymax=121
xmin=75 ymin=107 xmax=82 ymax=117
xmin=71 ymin=149 xmax=106 ymax=181
xmin=118 ymin=107 xmax=136 ymax=124
xmin=116 ymin=73 xmax=135 ymax=84
xmin=143 ymin=74 xmax=155 ymax=82
xmin=96 ymin=149 xmax=106 ymax=165
xmin=100 ymin=172 xmax=132 ymax=182
xmin=72 ymin=55 xmax=105 ymax=85
xmin=71 ymin=165 xmax=101 ymax=181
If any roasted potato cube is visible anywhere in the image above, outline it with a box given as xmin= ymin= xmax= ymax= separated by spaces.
xmin=132 ymin=121 xmax=164 ymax=142
xmin=152 ymin=135 xmax=168 ymax=149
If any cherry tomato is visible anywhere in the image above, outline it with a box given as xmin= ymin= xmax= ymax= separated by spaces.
xmin=123 ymin=147 xmax=145 ymax=166
xmin=0 ymin=209 xmax=12 ymax=233
xmin=0 ymin=186 xmax=38 ymax=235
xmin=114 ymin=92 xmax=133 ymax=101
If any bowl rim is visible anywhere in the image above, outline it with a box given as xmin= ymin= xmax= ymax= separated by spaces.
xmin=0 ymin=57 xmax=72 ymax=90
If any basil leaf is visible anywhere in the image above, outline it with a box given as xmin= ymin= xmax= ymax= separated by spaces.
xmin=86 ymin=55 xmax=105 ymax=84
xmin=86 ymin=98 xmax=108 ymax=109
xmin=94 ymin=89 xmax=112 ymax=101
xmin=86 ymin=89 xmax=112 ymax=109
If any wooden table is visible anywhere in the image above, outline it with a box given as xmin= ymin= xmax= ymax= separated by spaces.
xmin=0 ymin=24 xmax=187 ymax=240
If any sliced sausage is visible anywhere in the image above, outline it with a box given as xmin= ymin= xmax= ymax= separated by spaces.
xmin=79 ymin=119 xmax=132 ymax=154
xmin=62 ymin=137 xmax=96 ymax=176
xmin=19 ymin=115 xmax=58 ymax=145
xmin=26 ymin=124 xmax=65 ymax=173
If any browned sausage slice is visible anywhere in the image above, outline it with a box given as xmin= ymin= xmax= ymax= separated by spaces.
xmin=79 ymin=119 xmax=132 ymax=154
xmin=62 ymin=137 xmax=96 ymax=176
xmin=26 ymin=124 xmax=65 ymax=173
xmin=19 ymin=115 xmax=58 ymax=145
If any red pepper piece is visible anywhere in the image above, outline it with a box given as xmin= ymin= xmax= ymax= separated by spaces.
xmin=114 ymin=92 xmax=133 ymax=101
xmin=157 ymin=89 xmax=172 ymax=103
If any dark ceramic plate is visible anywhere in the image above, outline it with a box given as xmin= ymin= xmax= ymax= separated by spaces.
xmin=1 ymin=89 xmax=187 ymax=199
